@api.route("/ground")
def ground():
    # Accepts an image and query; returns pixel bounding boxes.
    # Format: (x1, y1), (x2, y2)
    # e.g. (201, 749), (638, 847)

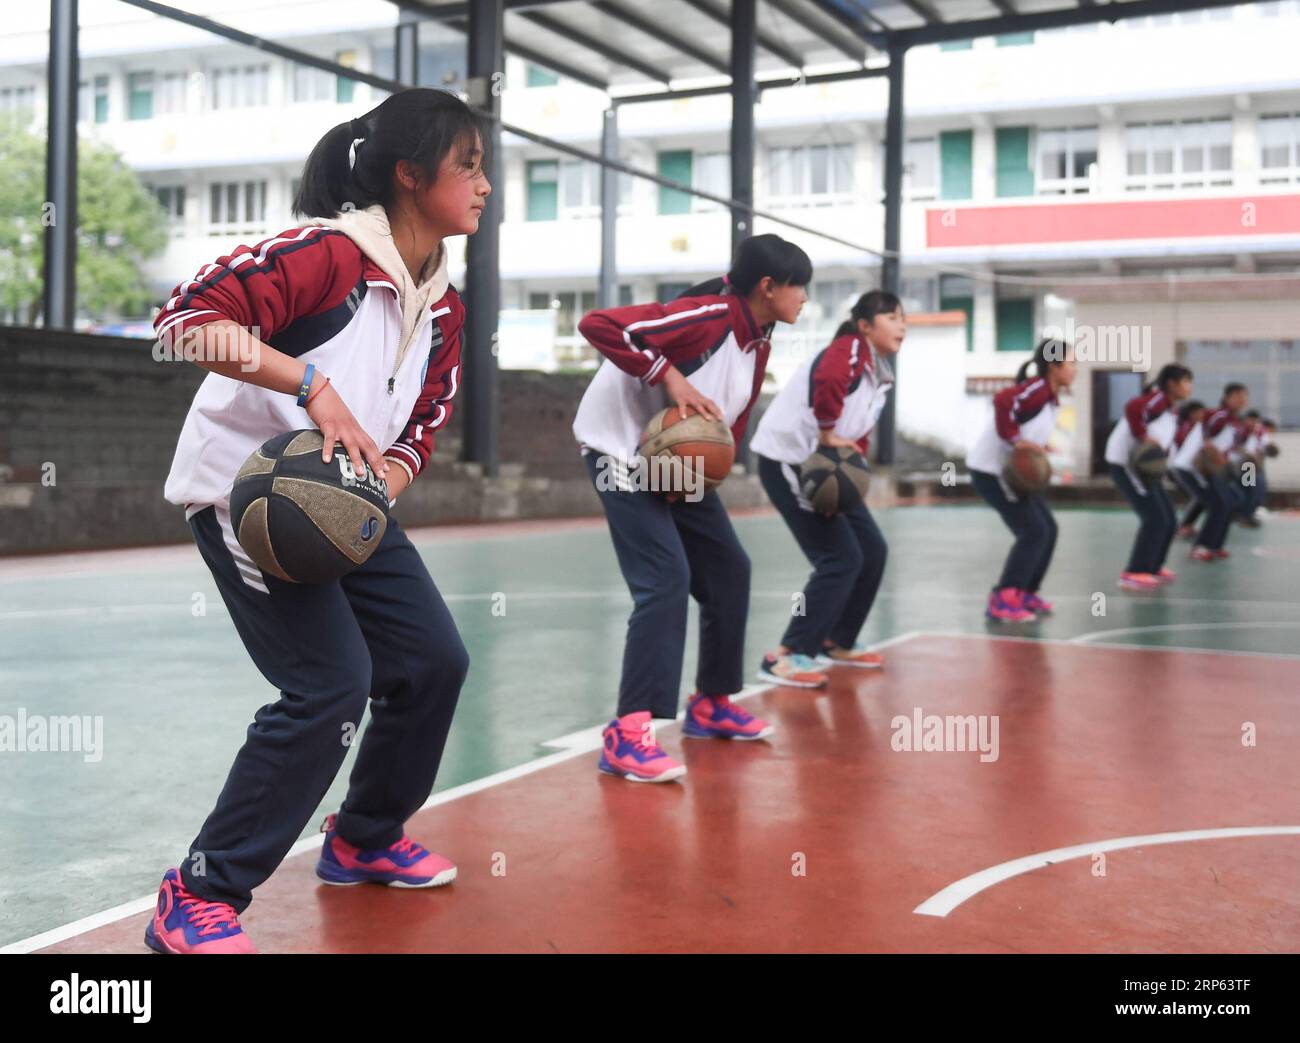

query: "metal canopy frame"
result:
(43, 0), (1253, 472)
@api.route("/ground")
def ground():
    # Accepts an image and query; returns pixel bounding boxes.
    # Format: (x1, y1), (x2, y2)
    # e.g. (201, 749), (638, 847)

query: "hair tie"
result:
(348, 118), (367, 172)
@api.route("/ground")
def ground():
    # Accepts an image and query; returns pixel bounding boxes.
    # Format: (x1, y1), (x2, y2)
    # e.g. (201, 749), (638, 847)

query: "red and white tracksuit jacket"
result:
(749, 331), (893, 465)
(967, 376), (1060, 477)
(1105, 387), (1177, 470)
(572, 289), (771, 480)
(155, 209), (463, 520)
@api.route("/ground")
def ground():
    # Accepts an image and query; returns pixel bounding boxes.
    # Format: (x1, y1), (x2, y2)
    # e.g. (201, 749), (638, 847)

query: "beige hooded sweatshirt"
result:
(302, 203), (451, 378)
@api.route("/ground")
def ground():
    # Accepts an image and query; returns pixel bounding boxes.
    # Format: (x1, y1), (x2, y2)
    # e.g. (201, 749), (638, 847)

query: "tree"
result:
(0, 120), (168, 325)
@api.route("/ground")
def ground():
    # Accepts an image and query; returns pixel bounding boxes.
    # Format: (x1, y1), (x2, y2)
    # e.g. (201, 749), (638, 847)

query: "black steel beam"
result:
(802, 0), (890, 50)
(43, 0), (78, 330)
(463, 0), (503, 476)
(592, 1), (729, 75)
(897, 0), (1246, 46)
(766, 0), (867, 61)
(611, 62), (887, 106)
(679, 0), (805, 70)
(731, 0), (757, 257)
(395, 6), (420, 84)
(517, 9), (672, 85)
(877, 40), (905, 467)
(444, 17), (612, 89)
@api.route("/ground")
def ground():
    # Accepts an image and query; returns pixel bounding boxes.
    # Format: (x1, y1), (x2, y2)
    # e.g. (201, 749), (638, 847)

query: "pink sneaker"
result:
(1155, 567), (1177, 583)
(1212, 548), (1231, 560)
(598, 711), (686, 782)
(986, 587), (1035, 622)
(144, 868), (257, 954)
(683, 693), (773, 740)
(1189, 546), (1215, 562)
(315, 813), (456, 888)
(1022, 592), (1054, 615)
(1119, 572), (1162, 590)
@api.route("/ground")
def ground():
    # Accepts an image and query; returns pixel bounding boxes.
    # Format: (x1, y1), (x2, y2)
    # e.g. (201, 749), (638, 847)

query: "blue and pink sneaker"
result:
(1022, 592), (1054, 615)
(144, 867), (257, 954)
(598, 710), (686, 782)
(315, 812), (457, 888)
(683, 693), (774, 741)
(986, 587), (1036, 622)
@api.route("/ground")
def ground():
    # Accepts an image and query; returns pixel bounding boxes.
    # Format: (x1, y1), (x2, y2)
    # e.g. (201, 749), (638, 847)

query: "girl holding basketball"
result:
(749, 289), (904, 685)
(967, 338), (1077, 623)
(573, 234), (812, 783)
(1188, 382), (1250, 560)
(145, 89), (488, 952)
(1104, 363), (1193, 588)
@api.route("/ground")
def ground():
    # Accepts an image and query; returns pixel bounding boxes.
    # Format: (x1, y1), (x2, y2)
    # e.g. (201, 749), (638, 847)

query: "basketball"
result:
(1194, 444), (1227, 478)
(1130, 438), (1168, 479)
(799, 445), (871, 516)
(228, 428), (391, 584)
(638, 407), (735, 493)
(1002, 442), (1050, 495)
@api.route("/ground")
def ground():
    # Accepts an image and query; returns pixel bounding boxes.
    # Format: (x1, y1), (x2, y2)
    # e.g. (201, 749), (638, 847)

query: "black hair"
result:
(1244, 409), (1261, 420)
(1223, 382), (1247, 399)
(834, 289), (902, 339)
(679, 233), (813, 300)
(1148, 363), (1192, 394)
(1178, 399), (1205, 422)
(293, 88), (488, 219)
(1262, 418), (1278, 429)
(1016, 337), (1070, 383)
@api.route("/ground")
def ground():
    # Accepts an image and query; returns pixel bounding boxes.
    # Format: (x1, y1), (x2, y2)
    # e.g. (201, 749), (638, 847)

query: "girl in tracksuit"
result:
(1104, 364), (1193, 589)
(749, 290), (903, 686)
(145, 89), (487, 953)
(1169, 399), (1209, 540)
(573, 234), (812, 783)
(1188, 383), (1250, 560)
(967, 338), (1077, 623)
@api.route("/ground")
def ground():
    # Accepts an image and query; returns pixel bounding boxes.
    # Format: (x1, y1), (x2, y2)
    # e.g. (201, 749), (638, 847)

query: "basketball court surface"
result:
(3, 504), (1298, 953)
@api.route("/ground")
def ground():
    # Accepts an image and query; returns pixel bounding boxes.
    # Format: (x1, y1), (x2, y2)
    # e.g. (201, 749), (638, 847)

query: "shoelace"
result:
(393, 835), (423, 857)
(177, 892), (239, 937)
(787, 653), (818, 671)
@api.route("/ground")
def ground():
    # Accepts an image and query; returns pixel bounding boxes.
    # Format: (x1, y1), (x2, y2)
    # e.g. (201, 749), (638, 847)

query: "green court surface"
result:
(1, 504), (1297, 947)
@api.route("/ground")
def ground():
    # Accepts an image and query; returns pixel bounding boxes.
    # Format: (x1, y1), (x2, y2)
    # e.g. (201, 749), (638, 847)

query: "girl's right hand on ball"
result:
(662, 366), (724, 423)
(305, 380), (388, 480)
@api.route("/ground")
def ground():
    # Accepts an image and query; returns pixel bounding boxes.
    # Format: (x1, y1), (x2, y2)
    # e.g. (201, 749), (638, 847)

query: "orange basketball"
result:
(1002, 442), (1050, 495)
(1194, 444), (1226, 479)
(638, 408), (735, 493)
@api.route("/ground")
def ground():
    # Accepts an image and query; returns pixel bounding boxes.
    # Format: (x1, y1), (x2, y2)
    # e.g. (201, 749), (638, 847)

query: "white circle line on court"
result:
(913, 826), (1300, 918)
(1069, 621), (1300, 644)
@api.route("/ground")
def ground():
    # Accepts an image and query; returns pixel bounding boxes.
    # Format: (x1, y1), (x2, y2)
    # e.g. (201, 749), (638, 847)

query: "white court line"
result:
(914, 826), (1300, 917)
(0, 630), (922, 953)
(919, 629), (1300, 663)
(1070, 621), (1300, 644)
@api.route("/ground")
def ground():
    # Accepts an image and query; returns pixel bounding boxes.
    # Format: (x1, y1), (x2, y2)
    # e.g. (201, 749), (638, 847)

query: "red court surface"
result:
(39, 634), (1300, 954)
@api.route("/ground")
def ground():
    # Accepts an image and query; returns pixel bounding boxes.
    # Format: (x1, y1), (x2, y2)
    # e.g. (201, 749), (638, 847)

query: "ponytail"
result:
(676, 233), (812, 300)
(835, 289), (901, 339)
(293, 87), (488, 219)
(1154, 363), (1193, 393)
(1178, 399), (1205, 422)
(1016, 337), (1067, 383)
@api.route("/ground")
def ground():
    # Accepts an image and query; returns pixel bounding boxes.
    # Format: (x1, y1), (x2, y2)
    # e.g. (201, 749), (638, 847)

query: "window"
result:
(1259, 113), (1300, 185)
(693, 152), (729, 212)
(0, 85), (36, 128)
(292, 65), (334, 103)
(526, 64), (559, 87)
(150, 185), (187, 232)
(995, 127), (1034, 197)
(996, 299), (1034, 352)
(529, 290), (597, 338)
(78, 75), (109, 124)
(939, 130), (973, 201)
(211, 65), (269, 110)
(767, 143), (854, 205)
(156, 72), (187, 115)
(559, 160), (600, 216)
(1180, 340), (1300, 429)
(1037, 126), (1098, 195)
(127, 71), (153, 120)
(336, 51), (358, 104)
(208, 180), (267, 231)
(996, 32), (1035, 46)
(940, 275), (974, 351)
(1125, 119), (1232, 191)
(526, 160), (558, 221)
(879, 138), (938, 202)
(658, 150), (693, 215)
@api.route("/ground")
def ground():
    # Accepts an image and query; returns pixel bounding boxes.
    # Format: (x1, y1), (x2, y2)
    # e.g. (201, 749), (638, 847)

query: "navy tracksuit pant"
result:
(585, 452), (749, 719)
(1110, 465), (1177, 573)
(182, 505), (468, 912)
(756, 453), (887, 657)
(969, 469), (1058, 592)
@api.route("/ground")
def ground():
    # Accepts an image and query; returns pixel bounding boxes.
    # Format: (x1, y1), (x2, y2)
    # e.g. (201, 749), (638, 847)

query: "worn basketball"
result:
(1002, 442), (1051, 495)
(638, 407), (735, 493)
(1194, 443), (1227, 478)
(799, 445), (871, 517)
(1130, 438), (1168, 479)
(229, 428), (390, 584)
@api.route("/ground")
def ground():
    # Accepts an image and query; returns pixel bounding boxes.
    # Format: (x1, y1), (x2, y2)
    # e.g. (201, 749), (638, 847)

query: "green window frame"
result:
(996, 126), (1035, 197)
(657, 150), (693, 215)
(526, 160), (559, 221)
(939, 130), (973, 201)
(996, 299), (1034, 352)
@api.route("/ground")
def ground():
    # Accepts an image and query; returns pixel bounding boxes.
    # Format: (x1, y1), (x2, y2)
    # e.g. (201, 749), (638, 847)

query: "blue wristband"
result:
(296, 363), (316, 407)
